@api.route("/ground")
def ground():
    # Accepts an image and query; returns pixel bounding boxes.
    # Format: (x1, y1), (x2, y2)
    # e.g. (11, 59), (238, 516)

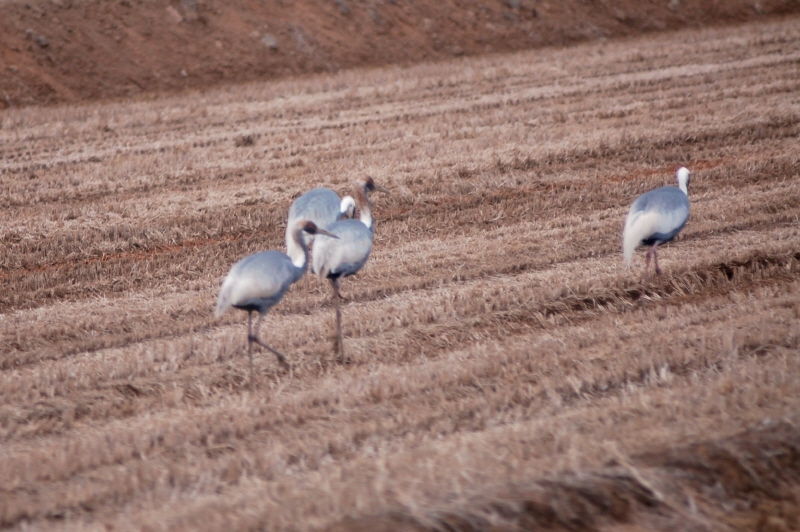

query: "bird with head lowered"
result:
(623, 166), (691, 301)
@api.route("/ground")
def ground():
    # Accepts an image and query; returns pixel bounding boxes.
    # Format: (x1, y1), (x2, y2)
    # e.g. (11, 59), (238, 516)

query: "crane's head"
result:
(676, 167), (690, 195)
(299, 220), (339, 239)
(362, 176), (390, 195)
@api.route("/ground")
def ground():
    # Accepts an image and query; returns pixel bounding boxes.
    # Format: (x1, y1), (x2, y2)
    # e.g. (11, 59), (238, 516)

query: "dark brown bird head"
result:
(299, 220), (338, 238)
(361, 176), (390, 195)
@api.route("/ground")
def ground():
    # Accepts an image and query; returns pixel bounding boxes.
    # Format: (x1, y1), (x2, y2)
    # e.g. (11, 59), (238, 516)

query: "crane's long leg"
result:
(248, 313), (291, 372)
(639, 245), (654, 303)
(652, 244), (667, 311)
(331, 279), (345, 363)
(644, 245), (654, 280)
(247, 311), (255, 387)
(304, 273), (310, 314)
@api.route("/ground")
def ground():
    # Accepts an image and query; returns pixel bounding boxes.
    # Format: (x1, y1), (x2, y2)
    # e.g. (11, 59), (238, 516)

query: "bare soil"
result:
(1, 14), (800, 531)
(2, 0), (800, 108)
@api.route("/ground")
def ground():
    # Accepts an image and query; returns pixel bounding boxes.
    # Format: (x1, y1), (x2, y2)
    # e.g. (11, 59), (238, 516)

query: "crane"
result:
(285, 188), (356, 309)
(215, 220), (338, 383)
(312, 177), (390, 361)
(623, 166), (691, 300)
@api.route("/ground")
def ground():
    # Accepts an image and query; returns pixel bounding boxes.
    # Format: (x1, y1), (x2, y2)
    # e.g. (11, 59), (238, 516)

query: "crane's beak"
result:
(373, 184), (391, 194)
(315, 228), (339, 239)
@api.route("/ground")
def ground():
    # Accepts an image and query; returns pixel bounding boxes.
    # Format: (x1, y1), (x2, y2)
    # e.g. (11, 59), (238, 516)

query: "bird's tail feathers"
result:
(214, 280), (234, 317)
(622, 211), (658, 267)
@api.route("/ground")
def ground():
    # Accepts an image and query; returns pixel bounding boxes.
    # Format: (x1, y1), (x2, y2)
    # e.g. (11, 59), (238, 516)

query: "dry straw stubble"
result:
(1, 15), (800, 531)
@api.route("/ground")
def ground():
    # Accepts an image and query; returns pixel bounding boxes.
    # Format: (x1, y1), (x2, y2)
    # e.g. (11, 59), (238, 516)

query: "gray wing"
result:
(286, 188), (342, 254)
(630, 186), (690, 237)
(312, 219), (374, 278)
(215, 251), (301, 316)
(288, 188), (341, 228)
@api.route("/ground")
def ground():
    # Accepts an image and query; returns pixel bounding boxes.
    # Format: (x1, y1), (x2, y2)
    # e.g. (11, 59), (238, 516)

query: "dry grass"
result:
(1, 16), (800, 531)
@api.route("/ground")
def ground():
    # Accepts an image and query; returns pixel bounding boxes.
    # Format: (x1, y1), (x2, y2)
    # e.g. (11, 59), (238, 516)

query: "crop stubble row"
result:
(0, 16), (799, 531)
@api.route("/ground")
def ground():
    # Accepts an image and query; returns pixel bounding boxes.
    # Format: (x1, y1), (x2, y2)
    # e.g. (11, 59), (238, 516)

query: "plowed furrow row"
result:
(2, 267), (797, 529)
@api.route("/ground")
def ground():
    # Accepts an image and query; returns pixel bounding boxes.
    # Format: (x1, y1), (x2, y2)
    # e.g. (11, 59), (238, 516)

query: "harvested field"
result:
(2, 15), (800, 531)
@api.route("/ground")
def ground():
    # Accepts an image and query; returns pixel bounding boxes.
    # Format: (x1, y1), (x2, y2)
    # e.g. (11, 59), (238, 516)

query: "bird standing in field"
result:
(313, 177), (390, 361)
(215, 220), (338, 383)
(286, 188), (356, 308)
(623, 167), (691, 298)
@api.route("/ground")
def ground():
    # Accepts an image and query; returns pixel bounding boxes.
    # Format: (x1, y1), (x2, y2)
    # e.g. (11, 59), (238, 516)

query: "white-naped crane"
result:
(623, 166), (691, 300)
(286, 188), (356, 309)
(215, 220), (338, 383)
(312, 177), (390, 361)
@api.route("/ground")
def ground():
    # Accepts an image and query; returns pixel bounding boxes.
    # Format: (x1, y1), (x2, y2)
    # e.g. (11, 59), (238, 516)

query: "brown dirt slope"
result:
(1, 14), (800, 532)
(1, 0), (800, 108)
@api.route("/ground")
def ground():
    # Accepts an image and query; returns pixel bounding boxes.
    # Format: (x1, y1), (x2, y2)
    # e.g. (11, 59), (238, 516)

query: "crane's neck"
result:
(676, 167), (690, 196)
(354, 186), (374, 230)
(288, 225), (310, 271)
